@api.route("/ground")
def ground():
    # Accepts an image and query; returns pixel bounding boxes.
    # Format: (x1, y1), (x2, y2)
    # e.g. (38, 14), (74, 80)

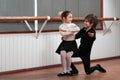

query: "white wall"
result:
(91, 0), (120, 59)
(0, 0), (120, 72)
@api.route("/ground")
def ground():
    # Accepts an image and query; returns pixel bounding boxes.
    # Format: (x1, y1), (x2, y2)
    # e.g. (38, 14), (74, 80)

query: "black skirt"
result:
(56, 40), (78, 56)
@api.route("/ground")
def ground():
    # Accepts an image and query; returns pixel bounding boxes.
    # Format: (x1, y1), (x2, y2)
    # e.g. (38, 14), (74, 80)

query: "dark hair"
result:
(85, 14), (98, 28)
(61, 11), (71, 19)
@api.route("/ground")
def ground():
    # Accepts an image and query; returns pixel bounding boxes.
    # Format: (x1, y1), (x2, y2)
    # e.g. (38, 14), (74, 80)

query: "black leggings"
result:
(71, 55), (97, 75)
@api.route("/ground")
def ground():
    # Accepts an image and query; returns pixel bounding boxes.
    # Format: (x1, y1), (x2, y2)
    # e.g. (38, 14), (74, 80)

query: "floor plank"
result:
(0, 58), (120, 80)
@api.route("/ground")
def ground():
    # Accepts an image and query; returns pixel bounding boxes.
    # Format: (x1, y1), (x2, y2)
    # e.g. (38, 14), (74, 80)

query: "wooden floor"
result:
(0, 58), (120, 80)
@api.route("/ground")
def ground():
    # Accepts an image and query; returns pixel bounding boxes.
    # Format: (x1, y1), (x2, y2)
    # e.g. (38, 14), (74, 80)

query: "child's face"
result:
(63, 13), (73, 23)
(84, 19), (92, 28)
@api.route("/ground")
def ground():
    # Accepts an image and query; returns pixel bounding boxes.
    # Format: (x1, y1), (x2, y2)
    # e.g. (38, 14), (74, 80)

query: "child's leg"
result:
(71, 63), (79, 74)
(66, 51), (73, 72)
(60, 50), (67, 73)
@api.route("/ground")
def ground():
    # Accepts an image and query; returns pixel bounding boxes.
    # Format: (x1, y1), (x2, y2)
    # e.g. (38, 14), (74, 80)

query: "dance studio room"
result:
(0, 0), (120, 80)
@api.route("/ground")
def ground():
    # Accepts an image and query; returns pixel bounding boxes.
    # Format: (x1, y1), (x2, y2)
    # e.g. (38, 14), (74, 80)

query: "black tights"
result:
(71, 56), (97, 75)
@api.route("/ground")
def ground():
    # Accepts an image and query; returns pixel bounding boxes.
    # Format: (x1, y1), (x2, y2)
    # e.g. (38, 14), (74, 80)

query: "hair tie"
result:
(58, 11), (63, 17)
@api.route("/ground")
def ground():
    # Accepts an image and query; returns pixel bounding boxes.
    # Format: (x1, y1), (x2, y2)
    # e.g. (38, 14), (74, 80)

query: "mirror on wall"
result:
(0, 0), (103, 33)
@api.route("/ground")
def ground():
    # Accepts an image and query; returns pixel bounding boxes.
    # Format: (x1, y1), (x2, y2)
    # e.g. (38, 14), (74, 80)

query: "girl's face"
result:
(63, 13), (73, 23)
(84, 19), (92, 28)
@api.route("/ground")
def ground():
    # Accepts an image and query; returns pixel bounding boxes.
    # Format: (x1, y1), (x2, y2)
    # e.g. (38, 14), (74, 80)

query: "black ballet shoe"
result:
(96, 64), (106, 73)
(57, 72), (67, 77)
(66, 72), (73, 76)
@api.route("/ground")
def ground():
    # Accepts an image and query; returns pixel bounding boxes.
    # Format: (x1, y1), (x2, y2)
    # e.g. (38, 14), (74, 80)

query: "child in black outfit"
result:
(71, 14), (106, 75)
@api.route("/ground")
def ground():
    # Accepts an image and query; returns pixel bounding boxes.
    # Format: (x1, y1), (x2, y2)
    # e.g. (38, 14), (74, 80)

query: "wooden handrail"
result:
(0, 16), (119, 34)
(0, 16), (48, 21)
(0, 16), (119, 21)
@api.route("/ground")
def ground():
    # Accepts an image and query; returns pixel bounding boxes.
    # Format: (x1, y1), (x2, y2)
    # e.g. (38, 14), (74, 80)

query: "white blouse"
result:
(59, 23), (80, 41)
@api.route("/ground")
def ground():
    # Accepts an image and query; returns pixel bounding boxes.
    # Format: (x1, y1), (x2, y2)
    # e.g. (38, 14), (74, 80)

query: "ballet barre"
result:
(0, 16), (119, 21)
(0, 16), (119, 38)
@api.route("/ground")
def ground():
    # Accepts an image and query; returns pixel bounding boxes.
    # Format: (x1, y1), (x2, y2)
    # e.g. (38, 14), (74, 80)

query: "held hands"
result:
(88, 32), (94, 37)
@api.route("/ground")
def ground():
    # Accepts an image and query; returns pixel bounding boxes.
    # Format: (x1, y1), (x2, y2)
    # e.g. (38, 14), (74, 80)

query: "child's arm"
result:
(68, 24), (80, 32)
(69, 26), (80, 32)
(88, 30), (96, 41)
(59, 27), (73, 36)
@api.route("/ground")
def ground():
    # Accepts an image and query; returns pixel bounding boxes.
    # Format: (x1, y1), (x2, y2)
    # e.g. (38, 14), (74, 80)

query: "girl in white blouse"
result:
(56, 11), (80, 76)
